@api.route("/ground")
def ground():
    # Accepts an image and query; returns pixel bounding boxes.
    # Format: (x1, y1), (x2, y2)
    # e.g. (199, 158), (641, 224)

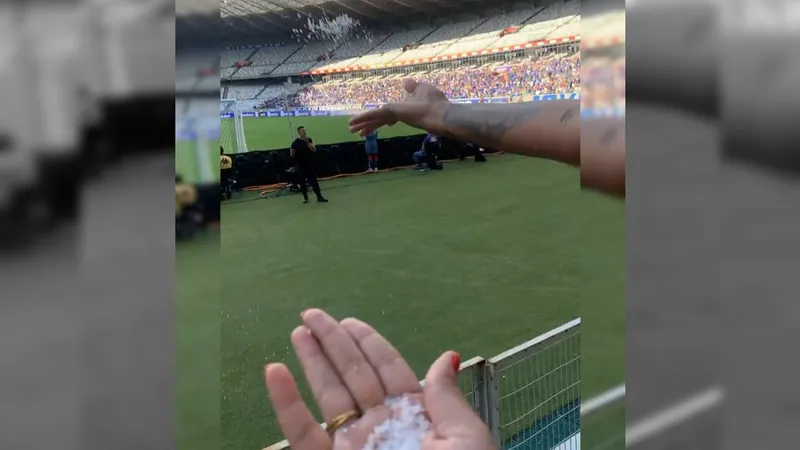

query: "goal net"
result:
(176, 99), (217, 183)
(220, 99), (248, 153)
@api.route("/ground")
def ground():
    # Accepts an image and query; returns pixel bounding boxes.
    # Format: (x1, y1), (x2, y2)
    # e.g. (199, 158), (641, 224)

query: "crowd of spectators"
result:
(581, 57), (625, 110)
(247, 54), (633, 112)
(275, 56), (580, 108)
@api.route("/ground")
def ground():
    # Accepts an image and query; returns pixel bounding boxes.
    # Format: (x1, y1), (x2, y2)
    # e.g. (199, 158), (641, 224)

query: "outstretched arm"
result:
(440, 100), (580, 166)
(348, 80), (625, 197)
(439, 100), (624, 197)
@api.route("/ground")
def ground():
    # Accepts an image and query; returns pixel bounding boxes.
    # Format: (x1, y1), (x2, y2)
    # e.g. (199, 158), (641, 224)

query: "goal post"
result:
(175, 113), (217, 184)
(220, 99), (248, 153)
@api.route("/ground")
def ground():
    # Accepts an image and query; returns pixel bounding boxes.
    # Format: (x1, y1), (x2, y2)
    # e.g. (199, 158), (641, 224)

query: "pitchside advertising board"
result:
(221, 93), (583, 117)
(219, 92), (623, 119)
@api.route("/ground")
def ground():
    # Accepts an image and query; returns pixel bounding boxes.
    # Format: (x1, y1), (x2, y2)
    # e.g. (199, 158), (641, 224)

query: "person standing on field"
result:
(290, 126), (328, 204)
(364, 129), (379, 172)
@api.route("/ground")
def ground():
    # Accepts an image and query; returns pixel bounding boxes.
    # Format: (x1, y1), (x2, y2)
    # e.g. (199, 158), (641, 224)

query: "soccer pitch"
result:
(216, 153), (625, 450)
(177, 230), (221, 450)
(221, 115), (423, 151)
(176, 138), (220, 184)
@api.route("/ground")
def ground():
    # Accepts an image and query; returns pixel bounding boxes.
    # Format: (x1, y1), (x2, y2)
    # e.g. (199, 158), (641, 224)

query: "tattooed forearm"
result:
(560, 107), (577, 124)
(598, 123), (624, 148)
(599, 126), (618, 147)
(438, 100), (580, 165)
(441, 101), (579, 147)
(442, 102), (543, 144)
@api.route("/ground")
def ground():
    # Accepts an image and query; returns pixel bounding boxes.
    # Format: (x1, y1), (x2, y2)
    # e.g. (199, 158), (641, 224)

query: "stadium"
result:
(176, 1), (624, 450)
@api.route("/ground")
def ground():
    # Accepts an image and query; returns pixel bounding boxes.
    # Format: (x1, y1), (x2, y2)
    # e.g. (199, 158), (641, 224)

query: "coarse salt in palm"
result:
(360, 395), (431, 450)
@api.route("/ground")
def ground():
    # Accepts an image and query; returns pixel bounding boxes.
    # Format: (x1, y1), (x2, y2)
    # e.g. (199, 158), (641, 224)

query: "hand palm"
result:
(265, 309), (495, 450)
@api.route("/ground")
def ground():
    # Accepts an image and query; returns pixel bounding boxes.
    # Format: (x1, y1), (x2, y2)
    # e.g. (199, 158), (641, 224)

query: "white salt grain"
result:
(360, 396), (431, 450)
(296, 13), (362, 44)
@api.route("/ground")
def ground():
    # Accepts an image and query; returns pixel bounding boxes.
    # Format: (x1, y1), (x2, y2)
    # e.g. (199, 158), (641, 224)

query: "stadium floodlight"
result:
(220, 99), (249, 153)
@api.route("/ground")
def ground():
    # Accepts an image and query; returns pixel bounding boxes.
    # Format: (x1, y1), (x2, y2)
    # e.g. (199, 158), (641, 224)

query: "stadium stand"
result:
(176, 52), (218, 92)
(221, 48), (255, 69)
(227, 86), (264, 100)
(217, 0), (593, 114)
(214, 0), (623, 149)
(248, 44), (303, 65)
(234, 64), (281, 78)
(214, 0), (600, 184)
(289, 55), (579, 107)
(215, 4), (628, 118)
(222, 1), (583, 81)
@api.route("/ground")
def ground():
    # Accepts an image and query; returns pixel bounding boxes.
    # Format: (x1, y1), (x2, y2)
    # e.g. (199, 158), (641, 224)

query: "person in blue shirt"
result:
(364, 129), (379, 172)
(413, 133), (438, 171)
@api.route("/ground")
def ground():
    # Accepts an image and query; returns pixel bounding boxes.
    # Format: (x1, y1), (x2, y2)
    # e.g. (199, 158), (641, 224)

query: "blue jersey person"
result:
(365, 129), (379, 172)
(413, 133), (438, 170)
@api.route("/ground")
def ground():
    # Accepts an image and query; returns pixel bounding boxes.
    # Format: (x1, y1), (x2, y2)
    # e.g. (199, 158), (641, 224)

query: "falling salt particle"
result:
(357, 395), (430, 450)
(296, 13), (361, 44)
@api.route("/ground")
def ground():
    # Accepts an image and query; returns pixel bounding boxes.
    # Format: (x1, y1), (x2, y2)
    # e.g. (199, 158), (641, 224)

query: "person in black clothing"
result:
(290, 126), (328, 203)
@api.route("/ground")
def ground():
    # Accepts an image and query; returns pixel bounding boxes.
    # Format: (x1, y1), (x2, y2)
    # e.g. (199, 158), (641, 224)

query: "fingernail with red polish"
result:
(451, 352), (461, 373)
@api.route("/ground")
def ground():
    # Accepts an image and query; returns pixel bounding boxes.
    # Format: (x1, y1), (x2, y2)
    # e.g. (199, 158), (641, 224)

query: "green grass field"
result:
(222, 115), (423, 151)
(176, 138), (220, 184)
(177, 230), (221, 450)
(218, 151), (624, 450)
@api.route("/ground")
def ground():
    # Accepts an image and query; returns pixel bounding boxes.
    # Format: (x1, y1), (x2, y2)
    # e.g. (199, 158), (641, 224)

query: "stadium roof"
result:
(178, 0), (506, 46)
(176, 0), (217, 16)
(176, 0), (479, 18)
(218, 0), (474, 20)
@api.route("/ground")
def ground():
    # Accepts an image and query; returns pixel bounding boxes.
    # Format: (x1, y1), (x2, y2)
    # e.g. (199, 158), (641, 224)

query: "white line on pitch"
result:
(626, 386), (726, 447)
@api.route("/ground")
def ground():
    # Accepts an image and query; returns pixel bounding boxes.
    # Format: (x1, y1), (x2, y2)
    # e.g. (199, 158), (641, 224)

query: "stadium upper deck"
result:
(177, 0), (623, 112)
(178, 0), (622, 89)
(221, 0), (589, 80)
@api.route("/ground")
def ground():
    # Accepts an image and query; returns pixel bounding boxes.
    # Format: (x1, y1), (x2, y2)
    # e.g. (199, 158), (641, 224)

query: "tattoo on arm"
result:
(599, 124), (623, 148)
(442, 102), (543, 144)
(442, 102), (578, 146)
(560, 108), (577, 124)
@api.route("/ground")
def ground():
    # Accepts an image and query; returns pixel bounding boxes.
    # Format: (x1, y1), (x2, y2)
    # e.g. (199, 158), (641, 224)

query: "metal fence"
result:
(488, 319), (581, 450)
(265, 318), (582, 450)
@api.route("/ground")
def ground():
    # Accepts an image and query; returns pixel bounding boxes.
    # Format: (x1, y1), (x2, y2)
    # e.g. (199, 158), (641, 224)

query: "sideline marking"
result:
(626, 386), (726, 447)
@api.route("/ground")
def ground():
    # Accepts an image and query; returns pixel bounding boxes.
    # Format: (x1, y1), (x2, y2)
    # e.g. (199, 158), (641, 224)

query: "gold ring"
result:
(326, 410), (361, 437)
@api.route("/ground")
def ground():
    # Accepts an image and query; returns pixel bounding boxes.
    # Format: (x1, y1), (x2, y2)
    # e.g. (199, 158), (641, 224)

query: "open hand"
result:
(265, 308), (495, 450)
(348, 79), (451, 137)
